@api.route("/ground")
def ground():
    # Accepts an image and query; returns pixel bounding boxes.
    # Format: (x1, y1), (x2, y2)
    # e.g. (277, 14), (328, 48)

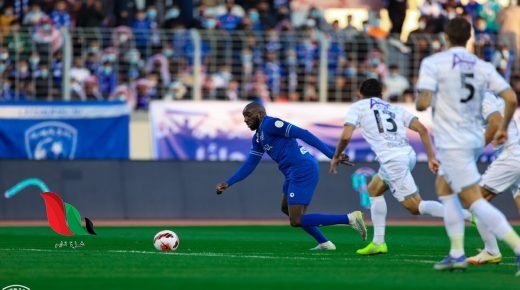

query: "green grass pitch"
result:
(0, 225), (518, 290)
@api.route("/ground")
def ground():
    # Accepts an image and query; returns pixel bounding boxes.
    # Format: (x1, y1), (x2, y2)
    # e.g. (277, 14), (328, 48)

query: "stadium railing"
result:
(0, 28), (518, 103)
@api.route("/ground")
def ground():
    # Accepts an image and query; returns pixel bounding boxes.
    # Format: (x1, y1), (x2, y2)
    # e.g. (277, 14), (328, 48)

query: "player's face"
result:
(243, 110), (260, 131)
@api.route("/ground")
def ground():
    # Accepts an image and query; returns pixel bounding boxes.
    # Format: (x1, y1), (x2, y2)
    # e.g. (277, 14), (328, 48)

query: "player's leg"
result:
(286, 173), (367, 241)
(458, 176), (520, 273)
(467, 158), (520, 264)
(433, 149), (475, 271)
(356, 174), (388, 255)
(281, 193), (331, 249)
(515, 189), (520, 215)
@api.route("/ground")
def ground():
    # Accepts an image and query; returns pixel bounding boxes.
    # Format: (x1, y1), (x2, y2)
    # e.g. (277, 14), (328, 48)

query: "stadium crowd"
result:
(0, 0), (519, 108)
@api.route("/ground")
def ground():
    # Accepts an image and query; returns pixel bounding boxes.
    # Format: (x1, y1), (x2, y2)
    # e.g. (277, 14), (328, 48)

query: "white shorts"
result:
(437, 148), (481, 194)
(378, 150), (418, 202)
(481, 146), (520, 196)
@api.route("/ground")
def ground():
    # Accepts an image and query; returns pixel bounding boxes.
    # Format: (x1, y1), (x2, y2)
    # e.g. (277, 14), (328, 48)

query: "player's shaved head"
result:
(243, 102), (266, 115)
(359, 78), (382, 98)
(445, 17), (471, 47)
(243, 102), (266, 131)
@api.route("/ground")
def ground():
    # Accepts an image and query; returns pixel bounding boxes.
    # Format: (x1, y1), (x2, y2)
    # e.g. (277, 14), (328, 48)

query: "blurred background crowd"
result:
(0, 0), (519, 108)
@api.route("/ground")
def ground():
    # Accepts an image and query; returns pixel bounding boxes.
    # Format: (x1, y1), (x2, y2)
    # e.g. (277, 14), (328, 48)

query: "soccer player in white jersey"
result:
(465, 92), (520, 264)
(330, 78), (446, 255)
(416, 17), (520, 274)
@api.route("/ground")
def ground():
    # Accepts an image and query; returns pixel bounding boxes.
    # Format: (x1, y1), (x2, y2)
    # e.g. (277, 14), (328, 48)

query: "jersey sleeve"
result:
(485, 63), (511, 94)
(344, 102), (361, 127)
(225, 136), (264, 186)
(481, 92), (500, 120)
(416, 57), (437, 92)
(401, 108), (418, 128)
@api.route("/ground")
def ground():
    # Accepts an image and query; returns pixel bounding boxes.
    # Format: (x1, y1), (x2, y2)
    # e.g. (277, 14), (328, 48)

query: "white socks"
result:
(475, 217), (500, 255)
(470, 198), (520, 255)
(418, 200), (444, 217)
(370, 196), (387, 245)
(439, 194), (465, 258)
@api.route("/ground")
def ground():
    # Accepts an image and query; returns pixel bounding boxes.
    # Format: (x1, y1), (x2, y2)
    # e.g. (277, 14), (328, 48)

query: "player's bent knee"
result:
(289, 218), (302, 227)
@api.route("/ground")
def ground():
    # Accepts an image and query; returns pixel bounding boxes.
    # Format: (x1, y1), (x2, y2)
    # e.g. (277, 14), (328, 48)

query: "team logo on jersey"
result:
(289, 192), (295, 197)
(263, 144), (273, 151)
(275, 120), (284, 128)
(299, 147), (308, 155)
(25, 121), (78, 160)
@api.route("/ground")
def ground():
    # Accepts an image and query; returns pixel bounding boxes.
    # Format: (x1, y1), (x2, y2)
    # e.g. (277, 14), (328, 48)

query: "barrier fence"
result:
(1, 28), (518, 105)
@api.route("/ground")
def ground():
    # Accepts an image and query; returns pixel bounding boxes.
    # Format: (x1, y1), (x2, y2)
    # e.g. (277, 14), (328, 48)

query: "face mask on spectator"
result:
(106, 54), (116, 62)
(419, 21), (427, 30)
(30, 57), (40, 66)
(205, 19), (217, 29)
(0, 64), (5, 73)
(119, 34), (129, 43)
(249, 11), (259, 22)
(431, 41), (441, 50)
(370, 58), (380, 66)
(287, 56), (297, 65)
(166, 8), (179, 19)
(344, 67), (357, 77)
(43, 24), (52, 32)
(163, 49), (174, 57)
(241, 53), (252, 63)
(502, 50), (510, 59)
(19, 66), (28, 74)
(0, 53), (8, 61)
(147, 9), (157, 19)
(310, 10), (320, 18)
(40, 70), (49, 78)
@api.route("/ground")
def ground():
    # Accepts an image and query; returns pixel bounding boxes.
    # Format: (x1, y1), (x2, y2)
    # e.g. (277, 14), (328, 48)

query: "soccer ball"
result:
(153, 230), (179, 252)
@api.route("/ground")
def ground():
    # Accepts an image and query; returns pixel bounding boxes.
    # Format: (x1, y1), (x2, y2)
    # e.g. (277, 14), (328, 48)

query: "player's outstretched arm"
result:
(494, 88), (518, 146)
(415, 90), (432, 111)
(330, 125), (355, 174)
(216, 153), (262, 195)
(408, 118), (439, 173)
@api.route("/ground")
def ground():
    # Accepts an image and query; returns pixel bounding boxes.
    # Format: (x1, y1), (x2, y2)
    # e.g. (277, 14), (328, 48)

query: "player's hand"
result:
(338, 153), (355, 167)
(428, 158), (440, 174)
(215, 182), (229, 195)
(492, 129), (508, 147)
(329, 156), (341, 174)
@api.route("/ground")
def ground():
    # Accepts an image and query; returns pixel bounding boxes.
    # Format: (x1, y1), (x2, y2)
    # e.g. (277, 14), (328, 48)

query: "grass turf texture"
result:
(0, 225), (518, 290)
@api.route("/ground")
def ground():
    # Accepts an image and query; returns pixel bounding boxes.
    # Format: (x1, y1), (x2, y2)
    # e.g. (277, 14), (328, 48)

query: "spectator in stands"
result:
(498, 2), (520, 55)
(70, 56), (91, 84)
(0, 5), (17, 38)
(70, 76), (86, 100)
(5, 19), (32, 58)
(23, 2), (45, 26)
(110, 71), (137, 107)
(135, 78), (155, 110)
(34, 63), (53, 100)
(263, 51), (282, 100)
(131, 9), (153, 55)
(478, 0), (502, 34)
(28, 52), (40, 72)
(163, 80), (187, 100)
(32, 17), (64, 64)
(0, 77), (14, 101)
(420, 0), (445, 33)
(364, 48), (387, 79)
(342, 15), (359, 41)
(83, 76), (103, 100)
(386, 0), (407, 35)
(50, 1), (71, 29)
(383, 64), (409, 101)
(11, 60), (31, 82)
(218, 5), (242, 31)
(492, 43), (514, 81)
(214, 0), (245, 18)
(145, 54), (171, 88)
(125, 48), (144, 80)
(257, 1), (277, 29)
(464, 0), (481, 22)
(97, 60), (117, 99)
(77, 0), (105, 27)
(246, 8), (263, 31)
(474, 16), (497, 44)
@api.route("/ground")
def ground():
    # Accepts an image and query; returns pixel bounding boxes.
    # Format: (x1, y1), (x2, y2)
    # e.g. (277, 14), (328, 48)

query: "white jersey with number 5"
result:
(344, 97), (417, 163)
(417, 47), (511, 149)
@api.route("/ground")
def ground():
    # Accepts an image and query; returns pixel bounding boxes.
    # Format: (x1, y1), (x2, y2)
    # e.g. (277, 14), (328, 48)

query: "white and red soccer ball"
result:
(153, 230), (179, 252)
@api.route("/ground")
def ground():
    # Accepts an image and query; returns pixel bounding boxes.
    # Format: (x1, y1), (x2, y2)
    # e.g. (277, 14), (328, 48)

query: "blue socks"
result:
(301, 214), (349, 227)
(302, 226), (328, 243)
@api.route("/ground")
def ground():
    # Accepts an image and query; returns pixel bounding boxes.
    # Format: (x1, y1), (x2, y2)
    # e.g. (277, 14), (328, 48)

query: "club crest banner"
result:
(0, 101), (130, 159)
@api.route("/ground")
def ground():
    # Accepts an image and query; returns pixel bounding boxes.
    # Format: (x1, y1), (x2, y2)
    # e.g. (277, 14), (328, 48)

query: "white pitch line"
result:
(0, 248), (516, 266)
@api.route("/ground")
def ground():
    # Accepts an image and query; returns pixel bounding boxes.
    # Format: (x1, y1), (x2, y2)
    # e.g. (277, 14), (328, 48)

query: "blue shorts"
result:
(282, 162), (319, 205)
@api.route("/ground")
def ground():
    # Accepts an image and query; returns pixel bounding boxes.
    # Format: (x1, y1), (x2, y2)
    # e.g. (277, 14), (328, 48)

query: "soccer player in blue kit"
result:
(216, 102), (367, 250)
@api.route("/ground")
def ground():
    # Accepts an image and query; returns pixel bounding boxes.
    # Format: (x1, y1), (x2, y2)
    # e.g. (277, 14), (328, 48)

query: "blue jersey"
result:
(226, 116), (334, 186)
(253, 116), (316, 177)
